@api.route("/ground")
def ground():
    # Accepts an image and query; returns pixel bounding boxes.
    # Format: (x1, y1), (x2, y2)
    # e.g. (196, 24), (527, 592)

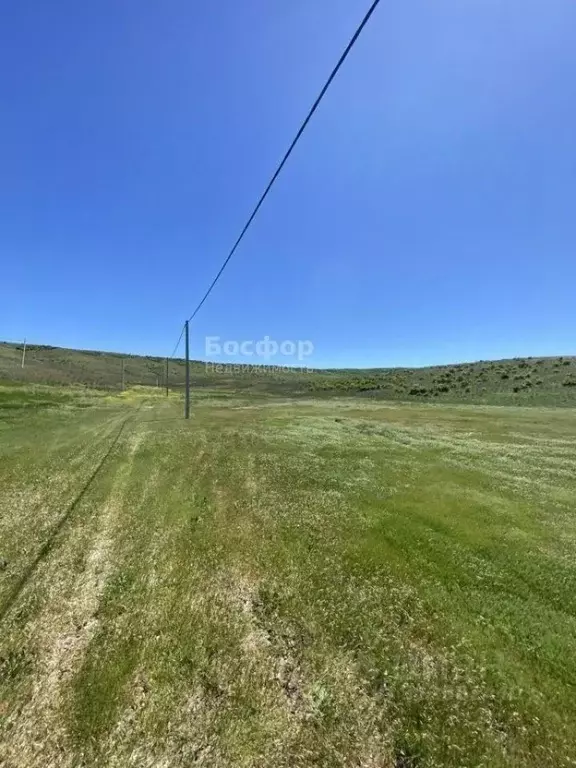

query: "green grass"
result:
(2, 340), (576, 406)
(1, 385), (576, 766)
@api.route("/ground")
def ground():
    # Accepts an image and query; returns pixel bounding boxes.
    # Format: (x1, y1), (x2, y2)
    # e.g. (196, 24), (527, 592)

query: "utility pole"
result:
(165, 357), (169, 397)
(121, 358), (125, 391)
(184, 320), (190, 419)
(21, 338), (27, 368)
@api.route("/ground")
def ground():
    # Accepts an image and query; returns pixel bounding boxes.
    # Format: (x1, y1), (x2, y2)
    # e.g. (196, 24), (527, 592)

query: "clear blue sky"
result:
(1, 0), (575, 368)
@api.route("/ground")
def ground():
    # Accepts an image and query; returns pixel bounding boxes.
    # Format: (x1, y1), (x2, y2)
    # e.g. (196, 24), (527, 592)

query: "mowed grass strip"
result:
(1, 389), (576, 766)
(0, 386), (134, 609)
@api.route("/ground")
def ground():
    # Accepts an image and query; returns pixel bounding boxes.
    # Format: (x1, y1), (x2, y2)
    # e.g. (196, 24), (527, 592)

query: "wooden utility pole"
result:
(165, 358), (169, 397)
(121, 358), (125, 391)
(21, 338), (27, 368)
(184, 320), (190, 419)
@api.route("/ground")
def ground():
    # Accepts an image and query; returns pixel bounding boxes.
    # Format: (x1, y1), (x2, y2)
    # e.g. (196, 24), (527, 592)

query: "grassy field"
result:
(1, 384), (576, 766)
(2, 341), (576, 406)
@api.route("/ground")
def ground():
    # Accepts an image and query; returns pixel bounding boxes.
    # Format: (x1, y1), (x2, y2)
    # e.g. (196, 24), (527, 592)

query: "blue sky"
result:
(1, 0), (575, 368)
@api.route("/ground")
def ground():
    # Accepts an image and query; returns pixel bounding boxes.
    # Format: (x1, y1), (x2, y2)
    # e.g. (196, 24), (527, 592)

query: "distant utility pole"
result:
(21, 338), (27, 368)
(121, 358), (125, 391)
(156, 374), (159, 388)
(165, 358), (169, 397)
(185, 320), (190, 419)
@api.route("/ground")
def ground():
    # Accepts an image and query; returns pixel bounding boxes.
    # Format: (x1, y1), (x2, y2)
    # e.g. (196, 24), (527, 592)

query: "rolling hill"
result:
(1, 341), (575, 406)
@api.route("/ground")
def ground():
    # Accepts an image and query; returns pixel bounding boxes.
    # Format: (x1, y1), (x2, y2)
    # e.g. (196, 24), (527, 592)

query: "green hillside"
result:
(1, 341), (575, 406)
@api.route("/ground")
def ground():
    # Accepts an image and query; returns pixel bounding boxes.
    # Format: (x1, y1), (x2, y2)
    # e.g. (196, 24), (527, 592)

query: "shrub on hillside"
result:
(409, 386), (429, 396)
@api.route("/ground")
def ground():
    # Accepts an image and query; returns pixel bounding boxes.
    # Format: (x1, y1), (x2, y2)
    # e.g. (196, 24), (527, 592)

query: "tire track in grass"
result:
(0, 404), (144, 624)
(0, 416), (152, 768)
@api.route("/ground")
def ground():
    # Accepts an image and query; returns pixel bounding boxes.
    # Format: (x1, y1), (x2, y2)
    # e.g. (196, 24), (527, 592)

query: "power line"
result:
(186, 0), (382, 322)
(168, 323), (185, 359)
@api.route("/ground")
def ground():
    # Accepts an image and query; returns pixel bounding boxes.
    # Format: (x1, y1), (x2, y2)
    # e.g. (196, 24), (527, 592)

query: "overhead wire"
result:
(168, 323), (185, 360)
(184, 0), (383, 323)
